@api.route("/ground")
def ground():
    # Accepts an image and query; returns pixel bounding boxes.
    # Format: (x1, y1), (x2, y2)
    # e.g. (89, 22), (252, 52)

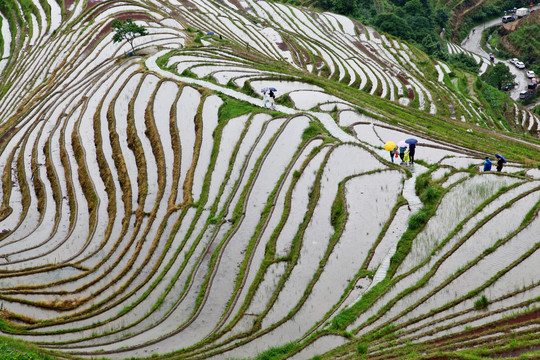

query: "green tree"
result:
(333, 0), (358, 15)
(448, 53), (480, 73)
(403, 0), (428, 17)
(434, 9), (449, 27)
(408, 16), (432, 41)
(421, 34), (447, 59)
(111, 18), (148, 54)
(373, 13), (412, 39)
(482, 63), (516, 90)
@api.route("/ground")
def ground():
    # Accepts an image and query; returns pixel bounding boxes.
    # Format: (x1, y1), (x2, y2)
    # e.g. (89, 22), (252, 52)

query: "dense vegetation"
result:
(505, 18), (540, 73)
(290, 0), (535, 64)
(310, 0), (449, 59)
(481, 62), (515, 90)
(0, 336), (59, 360)
(447, 53), (480, 74)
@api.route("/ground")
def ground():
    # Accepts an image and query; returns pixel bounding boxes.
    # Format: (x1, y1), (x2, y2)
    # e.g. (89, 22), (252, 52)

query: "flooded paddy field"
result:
(0, 0), (538, 358)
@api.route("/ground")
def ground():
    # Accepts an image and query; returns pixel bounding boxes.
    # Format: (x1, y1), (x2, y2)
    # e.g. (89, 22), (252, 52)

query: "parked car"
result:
(509, 58), (518, 64)
(519, 91), (529, 100)
(526, 71), (535, 78)
(502, 15), (516, 23)
(515, 61), (525, 69)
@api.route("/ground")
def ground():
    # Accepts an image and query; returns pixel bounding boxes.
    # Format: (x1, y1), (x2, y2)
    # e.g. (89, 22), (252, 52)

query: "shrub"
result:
(474, 295), (489, 309)
(415, 172), (431, 195)
(448, 53), (480, 74)
(241, 81), (258, 97)
(276, 94), (294, 107)
(420, 185), (442, 205)
(357, 343), (368, 354)
(408, 211), (427, 230)
(302, 121), (327, 141)
(254, 342), (299, 360)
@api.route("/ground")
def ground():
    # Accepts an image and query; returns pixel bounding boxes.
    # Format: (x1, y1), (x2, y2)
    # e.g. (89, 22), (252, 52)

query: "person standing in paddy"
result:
(483, 157), (492, 171)
(496, 156), (504, 172)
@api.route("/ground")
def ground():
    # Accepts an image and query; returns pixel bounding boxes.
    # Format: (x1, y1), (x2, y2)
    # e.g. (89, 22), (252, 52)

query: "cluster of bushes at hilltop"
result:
(309, 0), (450, 59)
(287, 0), (533, 66)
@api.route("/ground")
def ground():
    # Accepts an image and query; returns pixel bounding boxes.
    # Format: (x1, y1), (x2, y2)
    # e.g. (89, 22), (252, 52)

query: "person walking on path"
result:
(269, 90), (276, 110)
(389, 145), (397, 163)
(403, 149), (410, 165)
(262, 90), (269, 108)
(399, 145), (407, 162)
(408, 143), (416, 164)
(496, 157), (504, 172)
(483, 157), (492, 171)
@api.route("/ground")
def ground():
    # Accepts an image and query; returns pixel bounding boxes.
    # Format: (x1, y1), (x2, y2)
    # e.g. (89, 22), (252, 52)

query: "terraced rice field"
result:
(0, 0), (539, 359)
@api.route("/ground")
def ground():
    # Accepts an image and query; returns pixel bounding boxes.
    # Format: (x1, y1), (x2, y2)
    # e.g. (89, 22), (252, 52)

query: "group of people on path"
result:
(389, 142), (416, 165)
(483, 155), (505, 172)
(262, 89), (276, 110)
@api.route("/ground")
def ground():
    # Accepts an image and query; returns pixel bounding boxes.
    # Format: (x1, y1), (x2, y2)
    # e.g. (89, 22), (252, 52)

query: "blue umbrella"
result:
(495, 154), (506, 163)
(269, 87), (277, 92)
(405, 138), (418, 144)
(207, 31), (215, 35)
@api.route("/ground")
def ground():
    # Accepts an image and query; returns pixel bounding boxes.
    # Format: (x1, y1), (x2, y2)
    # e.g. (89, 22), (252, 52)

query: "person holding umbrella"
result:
(405, 138), (418, 164)
(495, 154), (506, 172)
(384, 141), (397, 163)
(268, 87), (277, 110)
(261, 88), (269, 108)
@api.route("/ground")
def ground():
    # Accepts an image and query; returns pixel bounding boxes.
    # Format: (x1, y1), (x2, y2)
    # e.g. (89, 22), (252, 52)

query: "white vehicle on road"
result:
(526, 71), (535, 78)
(509, 58), (518, 64)
(516, 8), (528, 18)
(515, 61), (525, 69)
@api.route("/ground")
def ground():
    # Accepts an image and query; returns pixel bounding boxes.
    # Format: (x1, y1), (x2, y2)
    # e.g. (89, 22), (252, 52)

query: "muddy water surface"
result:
(191, 95), (222, 202)
(262, 145), (383, 330)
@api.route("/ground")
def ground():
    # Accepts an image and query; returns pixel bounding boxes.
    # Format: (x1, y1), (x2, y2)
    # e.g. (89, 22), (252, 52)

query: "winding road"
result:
(459, 8), (538, 103)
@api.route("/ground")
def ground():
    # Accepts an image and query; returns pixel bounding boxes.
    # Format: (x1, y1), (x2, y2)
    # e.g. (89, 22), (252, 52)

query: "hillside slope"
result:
(497, 10), (540, 72)
(0, 0), (539, 359)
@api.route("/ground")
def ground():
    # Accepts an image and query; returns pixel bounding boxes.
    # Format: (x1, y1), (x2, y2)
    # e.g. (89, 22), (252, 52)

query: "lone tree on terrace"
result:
(482, 63), (516, 90)
(111, 18), (148, 54)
